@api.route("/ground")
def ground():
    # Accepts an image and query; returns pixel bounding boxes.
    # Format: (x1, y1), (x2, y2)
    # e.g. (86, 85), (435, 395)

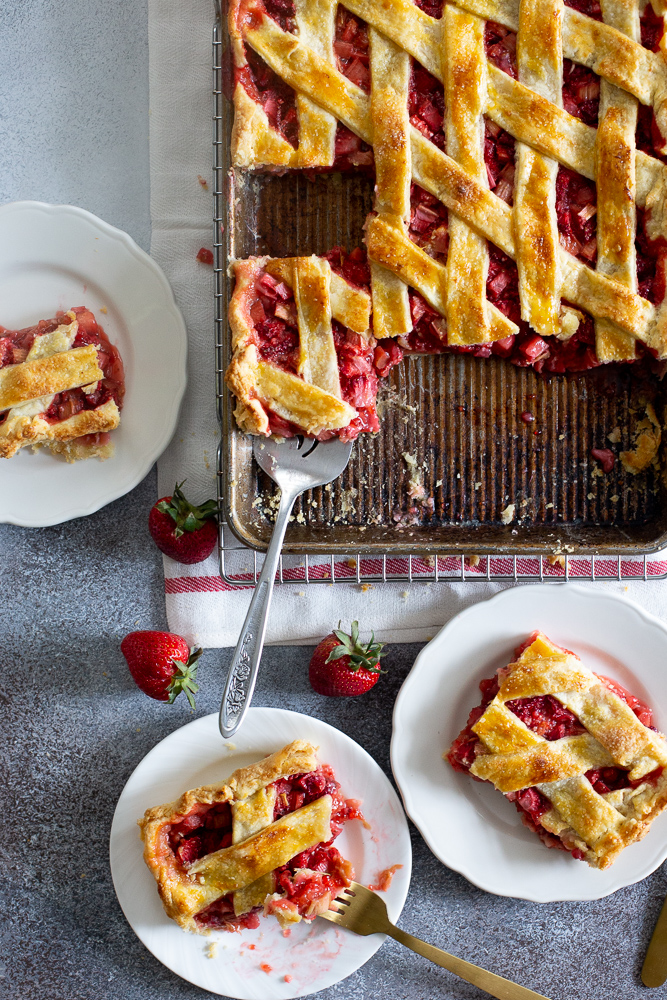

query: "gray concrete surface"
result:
(1, 1), (667, 999)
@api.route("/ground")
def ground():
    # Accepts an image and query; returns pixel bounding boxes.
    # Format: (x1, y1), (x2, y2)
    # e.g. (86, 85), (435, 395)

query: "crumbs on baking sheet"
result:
(500, 503), (515, 525)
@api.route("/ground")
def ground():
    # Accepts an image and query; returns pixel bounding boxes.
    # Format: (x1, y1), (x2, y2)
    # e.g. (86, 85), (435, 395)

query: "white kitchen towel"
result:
(149, 0), (667, 649)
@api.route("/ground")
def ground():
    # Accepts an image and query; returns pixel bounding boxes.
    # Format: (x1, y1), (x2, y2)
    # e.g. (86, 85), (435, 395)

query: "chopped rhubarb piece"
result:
(196, 247), (214, 265)
(408, 65), (446, 151)
(484, 22), (517, 78)
(368, 864), (403, 891)
(591, 448), (615, 473)
(334, 8), (370, 93)
(562, 61), (600, 126)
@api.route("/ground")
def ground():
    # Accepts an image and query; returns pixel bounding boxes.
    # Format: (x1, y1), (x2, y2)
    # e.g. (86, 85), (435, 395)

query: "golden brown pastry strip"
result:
(188, 795), (333, 893)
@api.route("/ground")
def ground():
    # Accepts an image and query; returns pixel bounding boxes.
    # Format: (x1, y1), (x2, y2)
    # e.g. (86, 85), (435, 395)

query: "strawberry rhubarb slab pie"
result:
(225, 0), (667, 443)
(0, 306), (124, 461)
(447, 632), (667, 869)
(140, 739), (364, 932)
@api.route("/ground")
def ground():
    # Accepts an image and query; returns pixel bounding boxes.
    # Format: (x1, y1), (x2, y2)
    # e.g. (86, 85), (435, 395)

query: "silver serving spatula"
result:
(219, 434), (353, 738)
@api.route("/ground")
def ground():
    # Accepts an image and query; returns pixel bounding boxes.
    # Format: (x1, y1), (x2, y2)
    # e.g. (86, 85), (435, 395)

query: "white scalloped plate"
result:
(110, 708), (412, 999)
(391, 583), (667, 902)
(0, 201), (187, 526)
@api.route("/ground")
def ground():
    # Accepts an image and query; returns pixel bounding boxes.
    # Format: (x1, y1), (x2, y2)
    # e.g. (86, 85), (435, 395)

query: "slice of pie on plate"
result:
(447, 631), (667, 869)
(140, 739), (365, 933)
(0, 306), (124, 461)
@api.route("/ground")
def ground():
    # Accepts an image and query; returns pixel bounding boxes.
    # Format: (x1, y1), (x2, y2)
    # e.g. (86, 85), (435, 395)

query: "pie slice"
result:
(446, 631), (667, 869)
(0, 307), (124, 461)
(140, 740), (364, 933)
(226, 250), (402, 439)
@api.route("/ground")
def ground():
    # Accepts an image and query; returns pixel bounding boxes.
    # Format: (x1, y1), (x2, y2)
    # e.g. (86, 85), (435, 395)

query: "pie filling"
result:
(247, 250), (402, 440)
(0, 307), (125, 452)
(166, 765), (362, 931)
(236, 0), (667, 372)
(447, 631), (663, 861)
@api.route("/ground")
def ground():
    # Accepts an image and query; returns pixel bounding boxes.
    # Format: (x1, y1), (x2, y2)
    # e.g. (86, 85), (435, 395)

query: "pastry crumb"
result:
(608, 426), (621, 444)
(225, 742), (237, 750)
(360, 583), (372, 592)
(587, 492), (595, 500)
(402, 452), (426, 500)
(500, 503), (515, 525)
(436, 479), (443, 487)
(620, 402), (661, 474)
(611, 494), (619, 502)
(400, 590), (409, 598)
(206, 942), (218, 959)
(296, 590), (305, 596)
(466, 555), (481, 567)
(99, 305), (107, 314)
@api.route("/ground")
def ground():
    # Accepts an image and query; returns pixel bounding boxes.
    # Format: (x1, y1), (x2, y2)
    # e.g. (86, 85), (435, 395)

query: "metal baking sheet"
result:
(214, 23), (667, 557)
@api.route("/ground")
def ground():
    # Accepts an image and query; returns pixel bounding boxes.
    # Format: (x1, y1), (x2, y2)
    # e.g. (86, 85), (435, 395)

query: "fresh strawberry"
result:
(308, 621), (386, 697)
(149, 482), (218, 564)
(121, 630), (202, 708)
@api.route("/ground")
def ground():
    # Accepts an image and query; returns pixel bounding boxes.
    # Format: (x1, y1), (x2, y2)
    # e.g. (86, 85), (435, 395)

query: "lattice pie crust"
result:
(0, 309), (122, 461)
(225, 0), (667, 440)
(448, 632), (667, 868)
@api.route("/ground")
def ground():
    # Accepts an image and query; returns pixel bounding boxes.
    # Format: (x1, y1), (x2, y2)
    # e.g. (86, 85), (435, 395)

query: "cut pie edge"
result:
(226, 255), (384, 439)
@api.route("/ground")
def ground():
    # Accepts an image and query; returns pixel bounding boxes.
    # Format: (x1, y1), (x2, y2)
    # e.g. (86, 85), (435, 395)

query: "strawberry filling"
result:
(237, 46), (299, 148)
(248, 253), (402, 440)
(334, 7), (370, 93)
(165, 765), (362, 931)
(409, 64), (445, 152)
(446, 633), (662, 861)
(0, 307), (124, 427)
(413, 0), (444, 16)
(641, 1), (665, 51)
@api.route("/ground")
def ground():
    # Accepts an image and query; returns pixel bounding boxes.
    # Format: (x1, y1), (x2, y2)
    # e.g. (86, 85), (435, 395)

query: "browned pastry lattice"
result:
(449, 632), (667, 868)
(226, 253), (404, 438)
(228, 0), (667, 360)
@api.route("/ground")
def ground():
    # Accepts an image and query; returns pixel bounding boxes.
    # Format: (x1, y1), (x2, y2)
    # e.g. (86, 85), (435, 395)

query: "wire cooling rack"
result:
(212, 25), (667, 588)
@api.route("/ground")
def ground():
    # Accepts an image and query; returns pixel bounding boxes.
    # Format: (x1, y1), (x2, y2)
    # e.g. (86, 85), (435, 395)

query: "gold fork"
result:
(320, 881), (553, 1000)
